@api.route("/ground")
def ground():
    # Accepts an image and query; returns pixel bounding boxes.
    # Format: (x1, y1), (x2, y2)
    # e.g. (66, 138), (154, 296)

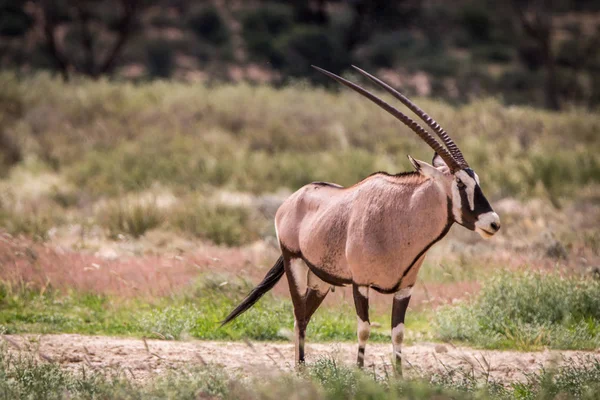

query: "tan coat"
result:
(276, 172), (453, 292)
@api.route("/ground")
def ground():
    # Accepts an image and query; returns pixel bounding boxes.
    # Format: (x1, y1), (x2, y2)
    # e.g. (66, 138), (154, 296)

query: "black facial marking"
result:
(458, 169), (493, 230)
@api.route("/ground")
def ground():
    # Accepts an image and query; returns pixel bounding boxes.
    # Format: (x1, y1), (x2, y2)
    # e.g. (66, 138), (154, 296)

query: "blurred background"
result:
(2, 0), (600, 109)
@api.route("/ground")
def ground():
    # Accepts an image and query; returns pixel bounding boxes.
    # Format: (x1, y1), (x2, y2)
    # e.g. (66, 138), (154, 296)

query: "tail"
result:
(220, 255), (285, 326)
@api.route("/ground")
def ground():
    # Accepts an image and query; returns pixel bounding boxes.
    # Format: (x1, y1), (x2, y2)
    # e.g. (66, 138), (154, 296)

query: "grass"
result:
(171, 199), (269, 246)
(0, 276), (425, 343)
(0, 345), (599, 399)
(435, 271), (600, 350)
(3, 269), (600, 351)
(99, 199), (164, 239)
(2, 73), (599, 203)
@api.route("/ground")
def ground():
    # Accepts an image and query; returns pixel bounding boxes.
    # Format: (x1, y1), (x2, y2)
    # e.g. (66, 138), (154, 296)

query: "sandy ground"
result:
(3, 334), (599, 384)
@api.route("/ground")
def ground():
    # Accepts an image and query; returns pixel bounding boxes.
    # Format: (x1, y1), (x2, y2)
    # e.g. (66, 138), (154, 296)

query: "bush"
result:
(187, 6), (229, 46)
(145, 39), (175, 78)
(99, 199), (164, 239)
(472, 45), (513, 63)
(241, 3), (294, 62)
(0, 1), (32, 37)
(435, 271), (600, 349)
(459, 4), (492, 43)
(358, 31), (416, 69)
(172, 200), (267, 246)
(274, 26), (349, 81)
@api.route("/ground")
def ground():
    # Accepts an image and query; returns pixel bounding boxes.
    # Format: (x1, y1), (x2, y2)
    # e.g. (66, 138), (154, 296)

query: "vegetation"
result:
(0, 69), (598, 397)
(0, 275), (417, 342)
(0, 74), (596, 248)
(2, 74), (599, 201)
(2, 1), (600, 108)
(435, 271), (600, 350)
(0, 345), (599, 399)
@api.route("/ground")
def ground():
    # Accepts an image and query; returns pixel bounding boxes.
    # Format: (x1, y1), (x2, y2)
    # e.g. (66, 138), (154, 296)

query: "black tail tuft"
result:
(220, 255), (285, 327)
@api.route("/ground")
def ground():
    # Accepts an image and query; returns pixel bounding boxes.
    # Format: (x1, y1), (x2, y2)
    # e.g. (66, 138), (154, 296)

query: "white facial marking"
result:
(475, 211), (500, 239)
(451, 182), (462, 223)
(394, 287), (412, 300)
(357, 317), (371, 346)
(457, 170), (476, 210)
(452, 170), (479, 223)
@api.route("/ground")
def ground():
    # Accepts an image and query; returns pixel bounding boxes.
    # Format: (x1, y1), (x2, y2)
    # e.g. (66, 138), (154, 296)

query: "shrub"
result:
(0, 1), (32, 37)
(172, 200), (267, 246)
(459, 4), (492, 43)
(187, 6), (229, 46)
(145, 39), (175, 78)
(99, 199), (164, 239)
(241, 3), (294, 62)
(274, 26), (349, 81)
(472, 45), (513, 63)
(435, 271), (600, 349)
(358, 31), (416, 69)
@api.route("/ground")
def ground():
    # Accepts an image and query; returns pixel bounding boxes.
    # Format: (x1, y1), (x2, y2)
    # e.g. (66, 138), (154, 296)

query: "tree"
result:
(509, 0), (600, 109)
(39, 0), (142, 80)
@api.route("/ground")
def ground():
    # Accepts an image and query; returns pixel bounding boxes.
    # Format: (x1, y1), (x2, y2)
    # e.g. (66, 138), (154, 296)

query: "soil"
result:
(4, 334), (599, 384)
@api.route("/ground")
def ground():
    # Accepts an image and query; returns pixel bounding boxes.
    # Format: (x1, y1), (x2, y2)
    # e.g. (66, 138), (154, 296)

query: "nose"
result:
(490, 221), (500, 232)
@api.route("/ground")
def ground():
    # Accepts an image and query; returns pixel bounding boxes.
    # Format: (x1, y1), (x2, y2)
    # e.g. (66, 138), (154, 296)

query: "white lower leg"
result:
(392, 322), (405, 362)
(357, 317), (370, 364)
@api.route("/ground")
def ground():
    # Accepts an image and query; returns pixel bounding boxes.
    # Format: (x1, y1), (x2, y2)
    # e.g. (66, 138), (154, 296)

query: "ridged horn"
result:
(312, 65), (461, 172)
(351, 65), (469, 169)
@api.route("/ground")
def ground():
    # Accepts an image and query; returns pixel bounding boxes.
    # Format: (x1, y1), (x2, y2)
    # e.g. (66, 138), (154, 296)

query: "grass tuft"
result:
(172, 198), (268, 246)
(435, 271), (600, 350)
(98, 199), (164, 239)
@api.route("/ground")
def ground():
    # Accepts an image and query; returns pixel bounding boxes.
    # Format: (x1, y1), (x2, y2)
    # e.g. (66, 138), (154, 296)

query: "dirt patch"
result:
(4, 334), (599, 384)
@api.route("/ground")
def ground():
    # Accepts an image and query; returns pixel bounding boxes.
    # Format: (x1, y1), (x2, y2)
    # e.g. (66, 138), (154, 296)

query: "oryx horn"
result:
(351, 65), (469, 169)
(312, 65), (461, 172)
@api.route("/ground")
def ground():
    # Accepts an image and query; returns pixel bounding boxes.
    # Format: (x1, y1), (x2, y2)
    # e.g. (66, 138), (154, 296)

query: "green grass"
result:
(3, 271), (600, 351)
(2, 73), (599, 203)
(435, 271), (600, 350)
(99, 199), (164, 239)
(0, 277), (423, 343)
(0, 345), (599, 399)
(171, 199), (269, 246)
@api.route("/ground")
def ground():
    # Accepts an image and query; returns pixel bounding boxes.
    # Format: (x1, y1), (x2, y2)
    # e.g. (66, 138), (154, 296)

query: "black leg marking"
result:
(391, 288), (412, 376)
(353, 284), (370, 368)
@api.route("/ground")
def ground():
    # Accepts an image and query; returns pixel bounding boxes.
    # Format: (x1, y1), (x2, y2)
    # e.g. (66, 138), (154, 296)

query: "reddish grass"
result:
(0, 230), (590, 312)
(0, 232), (279, 298)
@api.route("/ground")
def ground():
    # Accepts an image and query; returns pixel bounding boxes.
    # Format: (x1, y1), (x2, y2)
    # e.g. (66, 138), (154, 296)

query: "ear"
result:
(408, 155), (445, 180)
(432, 152), (451, 173)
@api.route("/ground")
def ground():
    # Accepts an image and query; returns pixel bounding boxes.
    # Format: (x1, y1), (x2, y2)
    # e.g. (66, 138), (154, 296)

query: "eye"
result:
(456, 179), (465, 189)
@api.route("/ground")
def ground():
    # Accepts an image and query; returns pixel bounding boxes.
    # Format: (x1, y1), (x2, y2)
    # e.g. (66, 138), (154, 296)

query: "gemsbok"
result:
(222, 65), (501, 371)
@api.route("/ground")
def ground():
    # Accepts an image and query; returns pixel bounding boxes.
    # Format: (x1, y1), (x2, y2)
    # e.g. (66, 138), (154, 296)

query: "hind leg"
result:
(283, 256), (329, 365)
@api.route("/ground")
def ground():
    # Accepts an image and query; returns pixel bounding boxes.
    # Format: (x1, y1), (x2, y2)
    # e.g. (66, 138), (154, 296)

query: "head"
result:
(313, 65), (501, 239)
(409, 153), (500, 239)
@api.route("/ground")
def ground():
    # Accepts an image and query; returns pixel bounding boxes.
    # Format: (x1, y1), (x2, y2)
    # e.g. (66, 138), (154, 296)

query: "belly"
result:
(298, 208), (353, 285)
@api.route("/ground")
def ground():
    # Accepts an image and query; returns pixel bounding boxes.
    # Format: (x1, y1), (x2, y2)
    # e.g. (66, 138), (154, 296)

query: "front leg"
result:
(391, 286), (412, 375)
(352, 284), (370, 368)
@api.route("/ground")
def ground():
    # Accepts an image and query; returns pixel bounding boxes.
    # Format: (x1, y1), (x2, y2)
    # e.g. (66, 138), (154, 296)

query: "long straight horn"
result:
(312, 65), (461, 172)
(351, 65), (469, 169)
